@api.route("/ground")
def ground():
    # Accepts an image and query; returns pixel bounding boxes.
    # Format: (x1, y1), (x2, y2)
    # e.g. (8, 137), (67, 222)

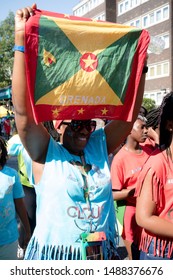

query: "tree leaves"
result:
(0, 11), (15, 88)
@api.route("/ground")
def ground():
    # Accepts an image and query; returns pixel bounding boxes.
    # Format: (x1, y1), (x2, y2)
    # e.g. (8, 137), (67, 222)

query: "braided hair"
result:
(146, 106), (160, 130)
(0, 136), (8, 168)
(159, 91), (173, 148)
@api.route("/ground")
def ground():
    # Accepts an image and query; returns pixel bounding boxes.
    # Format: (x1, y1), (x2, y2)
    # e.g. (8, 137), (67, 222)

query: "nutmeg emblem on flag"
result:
(25, 9), (150, 124)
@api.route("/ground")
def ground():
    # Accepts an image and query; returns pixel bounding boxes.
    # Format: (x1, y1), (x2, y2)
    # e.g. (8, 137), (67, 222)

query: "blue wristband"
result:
(13, 45), (25, 53)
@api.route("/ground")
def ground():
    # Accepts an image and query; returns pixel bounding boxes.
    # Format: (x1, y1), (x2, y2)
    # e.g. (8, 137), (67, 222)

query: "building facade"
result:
(72, 0), (173, 106)
(73, 0), (117, 22)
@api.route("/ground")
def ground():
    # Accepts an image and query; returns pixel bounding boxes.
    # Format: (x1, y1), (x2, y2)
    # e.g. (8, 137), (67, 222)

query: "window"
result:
(149, 67), (155, 77)
(94, 13), (105, 21)
(163, 6), (169, 19)
(125, 1), (129, 10)
(119, 3), (123, 14)
(156, 10), (161, 22)
(130, 0), (134, 7)
(118, 0), (149, 15)
(163, 34), (169, 48)
(163, 63), (169, 75)
(149, 13), (154, 25)
(125, 5), (169, 28)
(73, 0), (104, 16)
(143, 16), (148, 27)
(147, 62), (169, 80)
(135, 19), (140, 27)
(156, 65), (162, 76)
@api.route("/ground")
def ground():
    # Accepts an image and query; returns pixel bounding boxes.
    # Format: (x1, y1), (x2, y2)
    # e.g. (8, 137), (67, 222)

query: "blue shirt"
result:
(0, 165), (24, 245)
(24, 128), (118, 259)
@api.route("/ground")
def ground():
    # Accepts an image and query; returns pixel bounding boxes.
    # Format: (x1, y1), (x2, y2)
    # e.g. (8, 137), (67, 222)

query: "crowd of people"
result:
(0, 113), (15, 140)
(0, 3), (173, 261)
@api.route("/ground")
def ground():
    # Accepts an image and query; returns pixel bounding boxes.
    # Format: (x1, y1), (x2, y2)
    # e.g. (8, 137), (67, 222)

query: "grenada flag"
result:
(25, 9), (150, 124)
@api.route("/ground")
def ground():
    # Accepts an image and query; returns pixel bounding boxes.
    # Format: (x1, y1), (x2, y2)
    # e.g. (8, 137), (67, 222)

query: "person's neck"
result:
(62, 144), (84, 156)
(124, 140), (142, 154)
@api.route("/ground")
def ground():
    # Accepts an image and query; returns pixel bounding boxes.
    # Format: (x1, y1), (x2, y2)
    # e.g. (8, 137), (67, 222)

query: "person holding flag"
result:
(12, 3), (148, 260)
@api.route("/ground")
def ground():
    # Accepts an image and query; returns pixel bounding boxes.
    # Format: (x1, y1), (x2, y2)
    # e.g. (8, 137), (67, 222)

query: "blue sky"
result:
(0, 1), (79, 21)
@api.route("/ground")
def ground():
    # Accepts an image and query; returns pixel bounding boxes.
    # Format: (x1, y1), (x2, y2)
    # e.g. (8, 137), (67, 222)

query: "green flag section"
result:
(25, 9), (150, 123)
(0, 86), (11, 100)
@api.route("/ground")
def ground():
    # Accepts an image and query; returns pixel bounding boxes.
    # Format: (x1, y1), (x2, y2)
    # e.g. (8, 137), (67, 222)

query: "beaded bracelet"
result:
(13, 45), (25, 53)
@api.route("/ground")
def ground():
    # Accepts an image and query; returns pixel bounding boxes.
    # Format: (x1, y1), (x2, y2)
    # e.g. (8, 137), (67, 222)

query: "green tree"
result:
(0, 11), (15, 88)
(142, 97), (156, 112)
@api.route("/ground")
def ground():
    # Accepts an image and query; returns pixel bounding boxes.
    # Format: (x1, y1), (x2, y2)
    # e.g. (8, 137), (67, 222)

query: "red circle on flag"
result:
(80, 53), (98, 72)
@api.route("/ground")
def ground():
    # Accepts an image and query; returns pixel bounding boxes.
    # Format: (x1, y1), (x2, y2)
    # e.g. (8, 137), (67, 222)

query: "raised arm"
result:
(12, 4), (50, 163)
(105, 71), (146, 155)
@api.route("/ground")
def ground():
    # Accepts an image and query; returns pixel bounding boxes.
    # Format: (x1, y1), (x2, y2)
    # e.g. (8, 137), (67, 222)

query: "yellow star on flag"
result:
(101, 108), (108, 115)
(52, 108), (60, 117)
(82, 55), (97, 70)
(78, 108), (85, 114)
(64, 14), (70, 18)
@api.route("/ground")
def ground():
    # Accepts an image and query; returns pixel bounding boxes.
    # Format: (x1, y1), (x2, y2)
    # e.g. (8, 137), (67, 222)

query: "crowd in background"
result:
(0, 112), (16, 140)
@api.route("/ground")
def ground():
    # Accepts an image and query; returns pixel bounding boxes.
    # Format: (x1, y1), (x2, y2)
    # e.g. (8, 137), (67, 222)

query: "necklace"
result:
(69, 153), (91, 203)
(69, 154), (97, 232)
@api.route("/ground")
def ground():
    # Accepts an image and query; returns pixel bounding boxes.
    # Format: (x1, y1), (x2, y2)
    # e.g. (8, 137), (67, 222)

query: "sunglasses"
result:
(62, 120), (96, 133)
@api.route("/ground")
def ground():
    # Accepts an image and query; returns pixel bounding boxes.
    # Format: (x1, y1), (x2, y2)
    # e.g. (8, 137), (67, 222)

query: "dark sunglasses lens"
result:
(71, 122), (82, 132)
(85, 124), (96, 132)
(70, 121), (96, 132)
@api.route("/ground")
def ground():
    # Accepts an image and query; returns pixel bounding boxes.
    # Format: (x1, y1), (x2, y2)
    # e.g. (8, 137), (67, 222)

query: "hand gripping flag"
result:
(25, 9), (150, 123)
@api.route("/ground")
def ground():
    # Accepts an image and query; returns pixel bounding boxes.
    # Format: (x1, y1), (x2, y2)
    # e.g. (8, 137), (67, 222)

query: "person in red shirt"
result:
(136, 91), (173, 260)
(111, 114), (152, 260)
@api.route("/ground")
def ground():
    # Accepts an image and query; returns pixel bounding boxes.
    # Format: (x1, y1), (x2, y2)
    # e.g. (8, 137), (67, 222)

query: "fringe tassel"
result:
(24, 237), (118, 260)
(139, 231), (173, 259)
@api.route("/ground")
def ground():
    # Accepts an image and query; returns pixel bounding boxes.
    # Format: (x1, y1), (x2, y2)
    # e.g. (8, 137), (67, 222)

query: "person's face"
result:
(58, 120), (96, 155)
(139, 107), (147, 117)
(130, 119), (148, 143)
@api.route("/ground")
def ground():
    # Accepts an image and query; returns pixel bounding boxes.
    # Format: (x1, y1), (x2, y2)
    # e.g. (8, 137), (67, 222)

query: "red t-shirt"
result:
(111, 145), (152, 242)
(111, 145), (151, 205)
(135, 148), (173, 258)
